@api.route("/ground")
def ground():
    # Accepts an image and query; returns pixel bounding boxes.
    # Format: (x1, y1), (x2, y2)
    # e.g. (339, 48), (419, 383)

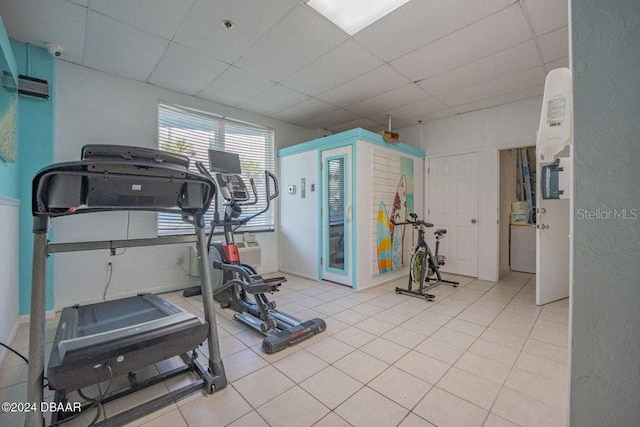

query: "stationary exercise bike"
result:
(392, 213), (459, 300)
(184, 150), (326, 353)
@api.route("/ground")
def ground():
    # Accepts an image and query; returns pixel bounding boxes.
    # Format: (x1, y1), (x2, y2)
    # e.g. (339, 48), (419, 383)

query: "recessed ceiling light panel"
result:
(307, 0), (411, 35)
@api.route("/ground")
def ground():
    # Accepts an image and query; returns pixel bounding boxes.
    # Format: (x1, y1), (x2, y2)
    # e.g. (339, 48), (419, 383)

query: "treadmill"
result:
(26, 145), (227, 427)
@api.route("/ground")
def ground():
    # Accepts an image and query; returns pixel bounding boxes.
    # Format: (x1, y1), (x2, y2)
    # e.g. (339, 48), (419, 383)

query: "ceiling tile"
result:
(85, 12), (169, 81)
(391, 4), (532, 82)
(418, 40), (541, 95)
(91, 0), (194, 39)
(545, 56), (569, 72)
(280, 40), (382, 96)
(237, 85), (309, 116)
(299, 109), (361, 130)
(392, 109), (458, 128)
(330, 118), (383, 133)
(537, 26), (569, 64)
(355, 0), (514, 61)
(317, 65), (409, 107)
(198, 66), (274, 107)
(174, 0), (297, 64)
(234, 5), (348, 82)
(454, 85), (544, 114)
(148, 43), (228, 95)
(523, 0), (568, 36)
(0, 0), (87, 64)
(272, 99), (337, 124)
(346, 84), (429, 117)
(440, 67), (546, 107)
(372, 97), (449, 123)
(2, 0), (570, 133)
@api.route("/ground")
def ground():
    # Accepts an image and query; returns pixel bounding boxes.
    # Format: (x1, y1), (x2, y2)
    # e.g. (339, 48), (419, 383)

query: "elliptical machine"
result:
(185, 150), (326, 353)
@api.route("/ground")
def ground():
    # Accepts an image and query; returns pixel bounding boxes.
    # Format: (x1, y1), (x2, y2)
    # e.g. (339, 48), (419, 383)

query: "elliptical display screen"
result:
(208, 149), (242, 174)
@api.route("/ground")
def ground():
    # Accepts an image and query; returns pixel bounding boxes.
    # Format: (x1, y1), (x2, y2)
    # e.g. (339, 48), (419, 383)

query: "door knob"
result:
(471, 218), (477, 224)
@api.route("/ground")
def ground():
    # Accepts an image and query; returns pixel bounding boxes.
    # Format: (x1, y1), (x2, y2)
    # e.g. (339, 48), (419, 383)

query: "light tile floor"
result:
(0, 272), (570, 426)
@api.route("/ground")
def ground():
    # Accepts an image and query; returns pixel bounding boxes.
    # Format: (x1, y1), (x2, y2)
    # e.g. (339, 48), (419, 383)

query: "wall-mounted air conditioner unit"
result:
(188, 233), (261, 277)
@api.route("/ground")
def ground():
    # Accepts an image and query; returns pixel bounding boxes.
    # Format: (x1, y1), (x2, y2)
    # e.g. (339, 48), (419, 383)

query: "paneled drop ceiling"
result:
(0, 0), (568, 132)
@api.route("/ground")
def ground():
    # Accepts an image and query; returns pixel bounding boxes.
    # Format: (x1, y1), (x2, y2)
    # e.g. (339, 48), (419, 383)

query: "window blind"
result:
(157, 102), (275, 236)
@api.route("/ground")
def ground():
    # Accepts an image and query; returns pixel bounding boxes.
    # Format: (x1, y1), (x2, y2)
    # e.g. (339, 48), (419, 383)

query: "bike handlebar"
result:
(391, 218), (434, 228)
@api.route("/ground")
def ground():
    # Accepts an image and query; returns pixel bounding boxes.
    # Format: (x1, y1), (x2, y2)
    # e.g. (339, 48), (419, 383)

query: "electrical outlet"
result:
(176, 254), (185, 265)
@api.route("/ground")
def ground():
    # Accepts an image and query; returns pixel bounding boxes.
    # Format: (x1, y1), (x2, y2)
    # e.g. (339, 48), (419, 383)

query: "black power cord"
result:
(0, 341), (29, 365)
(0, 341), (48, 387)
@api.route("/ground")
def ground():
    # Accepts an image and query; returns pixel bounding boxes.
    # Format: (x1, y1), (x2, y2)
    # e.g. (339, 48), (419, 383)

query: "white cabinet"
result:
(510, 224), (535, 273)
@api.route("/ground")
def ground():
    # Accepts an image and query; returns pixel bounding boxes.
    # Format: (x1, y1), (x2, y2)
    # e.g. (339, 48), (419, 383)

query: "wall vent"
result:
(18, 75), (50, 99)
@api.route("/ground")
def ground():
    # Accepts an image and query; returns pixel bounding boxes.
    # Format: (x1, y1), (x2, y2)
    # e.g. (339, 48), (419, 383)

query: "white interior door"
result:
(536, 153), (571, 305)
(535, 67), (573, 305)
(427, 153), (479, 277)
(321, 146), (352, 286)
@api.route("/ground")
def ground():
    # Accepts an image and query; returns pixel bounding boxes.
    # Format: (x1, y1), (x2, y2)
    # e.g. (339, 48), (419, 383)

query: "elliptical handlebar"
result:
(196, 157), (280, 236)
(265, 170), (279, 202)
(247, 178), (258, 205)
(233, 170), (278, 231)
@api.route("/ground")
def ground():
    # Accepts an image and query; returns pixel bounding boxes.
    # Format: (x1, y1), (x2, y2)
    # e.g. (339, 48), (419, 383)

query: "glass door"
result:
(321, 146), (352, 286)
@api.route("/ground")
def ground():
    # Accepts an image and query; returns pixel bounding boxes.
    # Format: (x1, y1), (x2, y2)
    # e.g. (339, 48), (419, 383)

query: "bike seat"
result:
(434, 229), (447, 236)
(417, 220), (433, 228)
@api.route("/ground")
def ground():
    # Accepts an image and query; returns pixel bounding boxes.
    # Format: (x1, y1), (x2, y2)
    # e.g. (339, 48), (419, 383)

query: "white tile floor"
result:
(0, 272), (570, 426)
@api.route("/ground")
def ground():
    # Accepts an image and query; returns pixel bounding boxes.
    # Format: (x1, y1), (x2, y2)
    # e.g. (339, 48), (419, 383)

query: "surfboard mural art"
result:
(391, 175), (407, 270)
(374, 153), (415, 275)
(377, 202), (392, 273)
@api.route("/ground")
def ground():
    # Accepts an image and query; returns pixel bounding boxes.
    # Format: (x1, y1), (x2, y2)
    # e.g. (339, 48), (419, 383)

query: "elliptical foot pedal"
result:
(261, 318), (326, 354)
(263, 276), (287, 289)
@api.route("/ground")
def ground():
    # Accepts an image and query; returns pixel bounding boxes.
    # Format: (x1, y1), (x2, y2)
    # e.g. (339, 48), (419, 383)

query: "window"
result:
(157, 102), (275, 236)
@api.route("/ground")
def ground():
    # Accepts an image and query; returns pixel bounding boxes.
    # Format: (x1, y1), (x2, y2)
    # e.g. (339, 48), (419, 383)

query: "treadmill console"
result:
(215, 173), (249, 202)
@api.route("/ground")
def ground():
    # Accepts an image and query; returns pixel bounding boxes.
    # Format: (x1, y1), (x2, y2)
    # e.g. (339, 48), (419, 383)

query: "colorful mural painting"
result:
(374, 152), (414, 275)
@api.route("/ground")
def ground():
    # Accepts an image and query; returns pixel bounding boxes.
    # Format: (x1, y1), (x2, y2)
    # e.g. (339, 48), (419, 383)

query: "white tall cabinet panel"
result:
(279, 150), (320, 279)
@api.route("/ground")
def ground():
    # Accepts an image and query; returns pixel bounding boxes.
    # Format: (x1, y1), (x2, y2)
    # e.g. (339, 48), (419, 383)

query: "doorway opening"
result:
(498, 146), (536, 279)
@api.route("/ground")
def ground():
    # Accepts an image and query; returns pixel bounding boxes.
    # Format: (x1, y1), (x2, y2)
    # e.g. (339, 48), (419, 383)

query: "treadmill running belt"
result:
(48, 294), (208, 392)
(78, 300), (165, 336)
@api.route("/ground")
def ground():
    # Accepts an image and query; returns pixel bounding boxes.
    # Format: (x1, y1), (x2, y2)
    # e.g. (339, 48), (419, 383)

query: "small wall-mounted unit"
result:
(188, 234), (261, 277)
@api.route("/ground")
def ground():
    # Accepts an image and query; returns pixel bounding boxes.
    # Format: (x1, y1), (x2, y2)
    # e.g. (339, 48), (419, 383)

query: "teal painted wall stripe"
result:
(351, 141), (357, 289)
(278, 128), (425, 159)
(0, 17), (18, 82)
(322, 153), (349, 277)
(11, 40), (55, 315)
(316, 150), (322, 281)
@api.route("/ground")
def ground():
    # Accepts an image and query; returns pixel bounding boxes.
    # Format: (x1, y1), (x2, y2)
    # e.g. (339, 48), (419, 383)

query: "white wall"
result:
(53, 61), (319, 309)
(0, 198), (19, 364)
(278, 151), (320, 279)
(397, 96), (542, 281)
